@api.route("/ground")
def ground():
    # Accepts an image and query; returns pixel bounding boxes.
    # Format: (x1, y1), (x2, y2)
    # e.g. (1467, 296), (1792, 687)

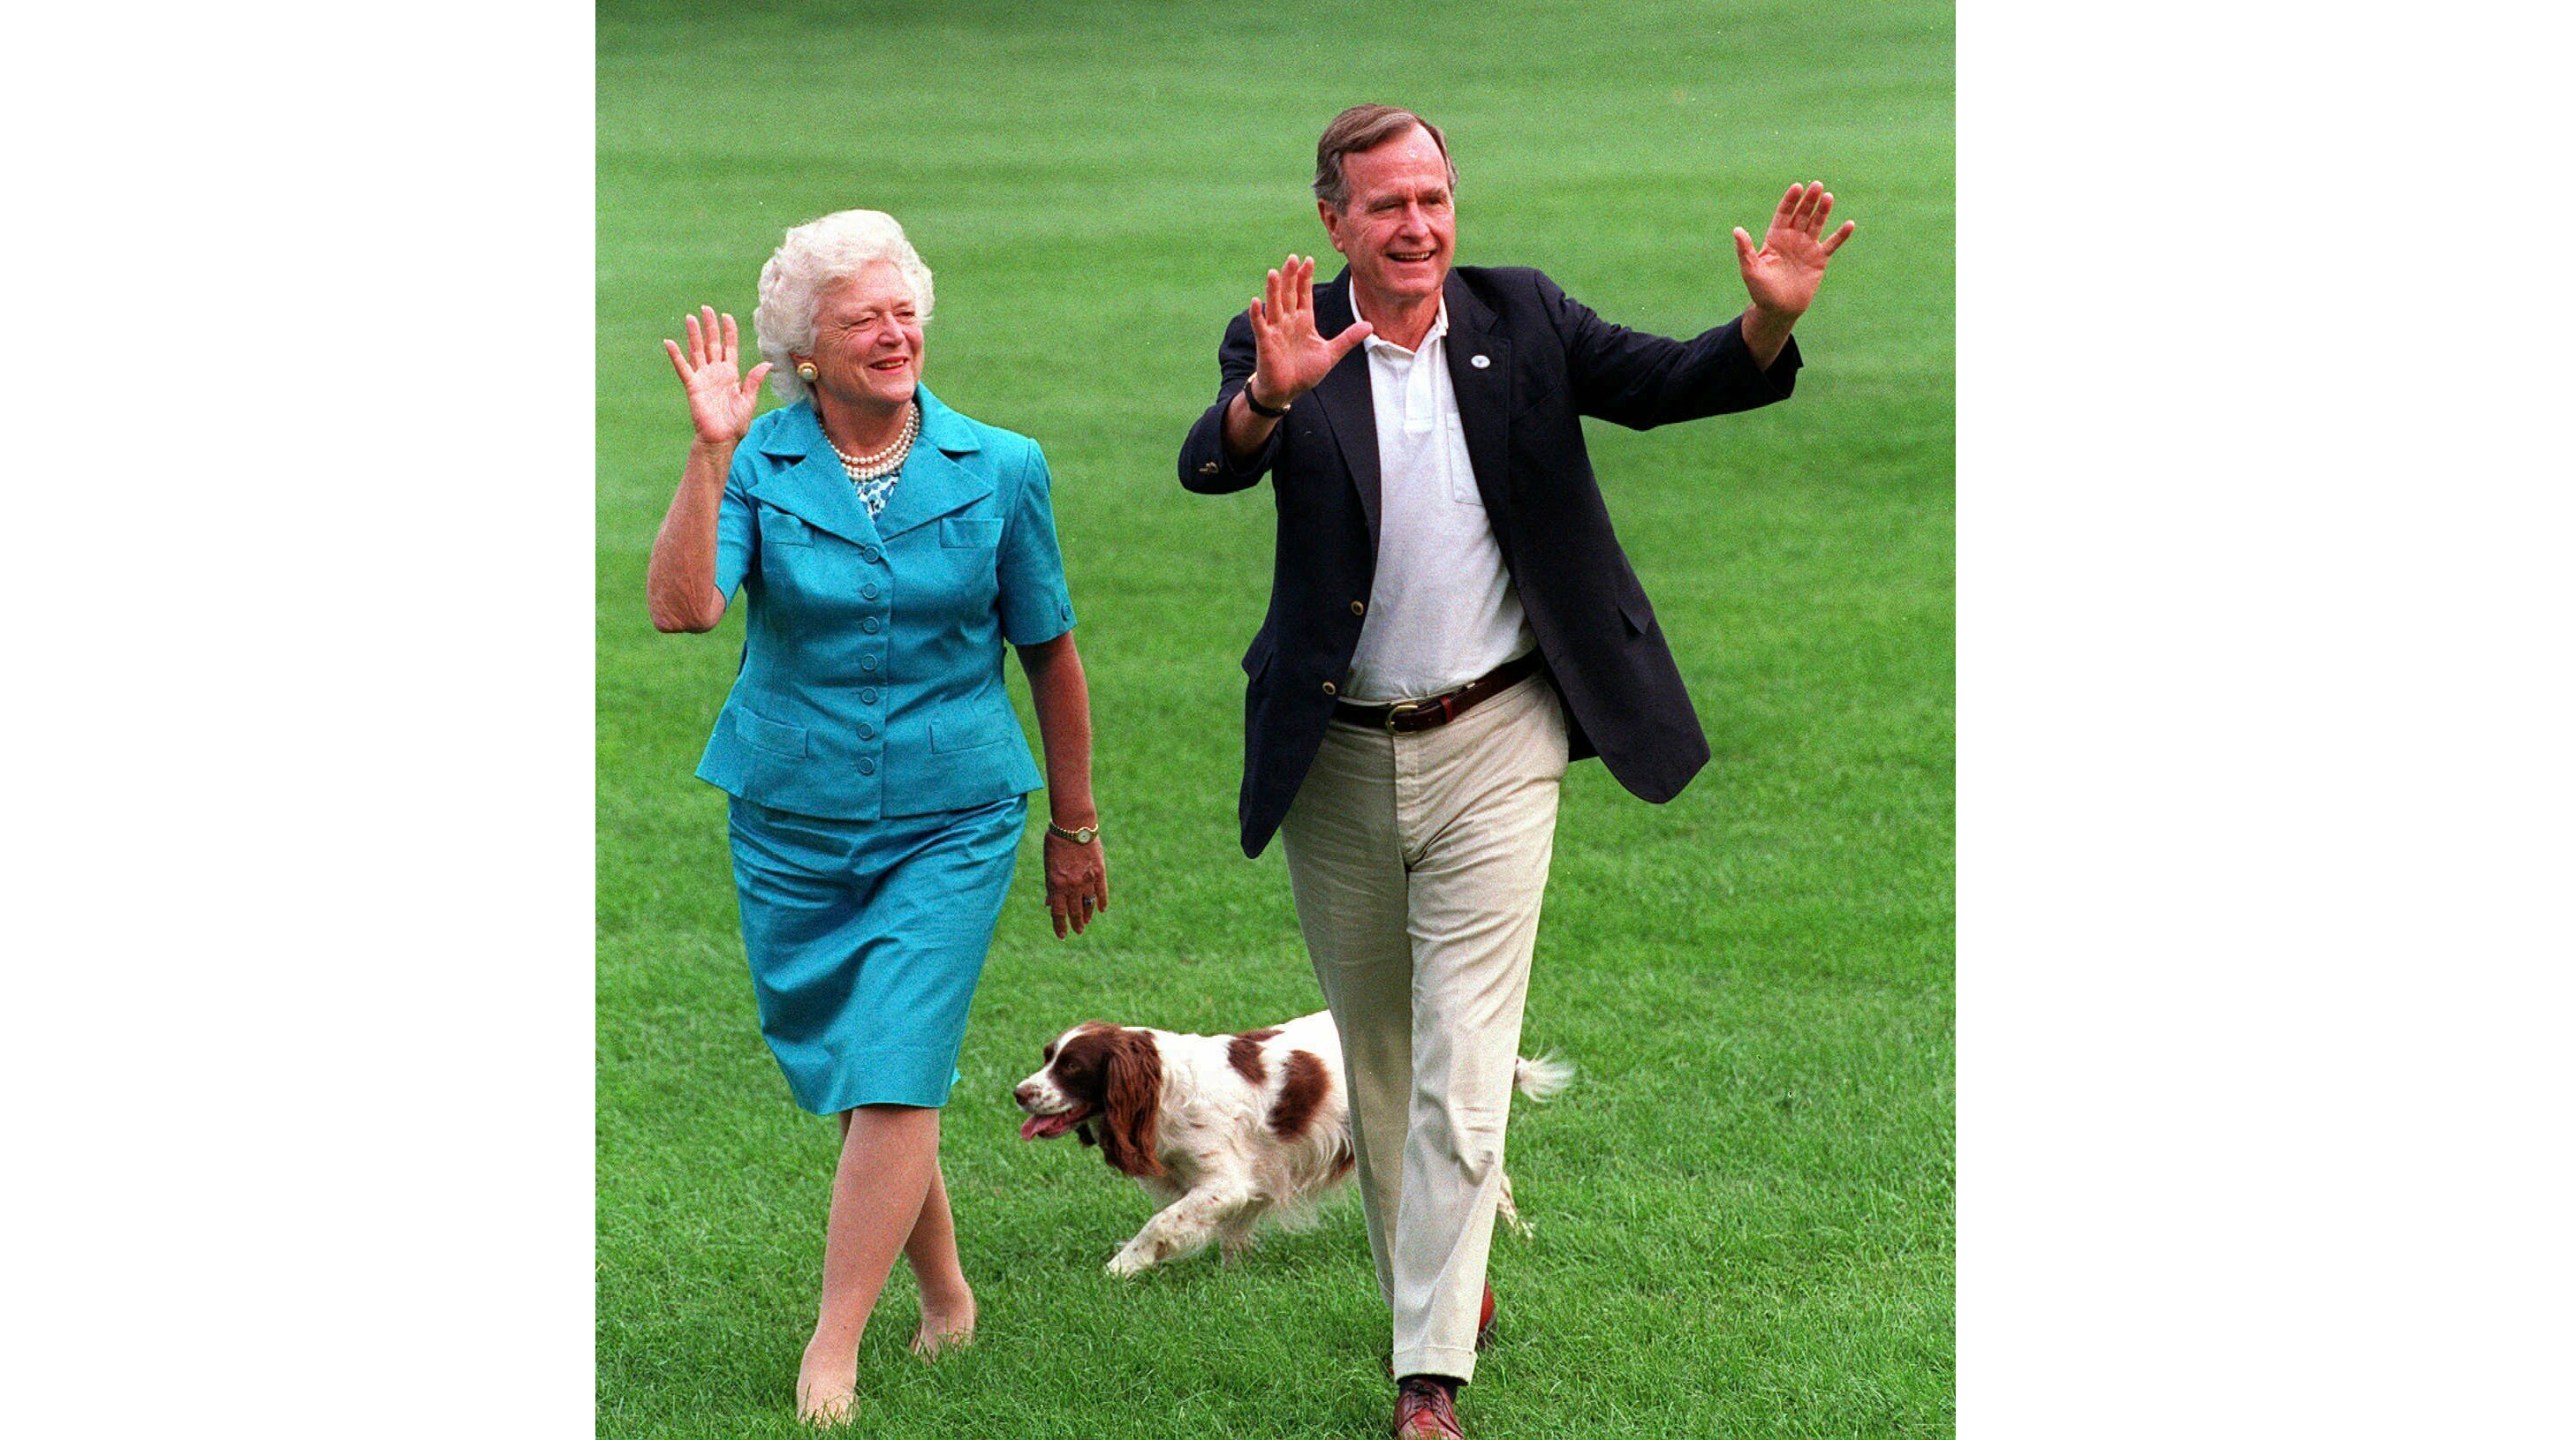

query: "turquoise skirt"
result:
(726, 793), (1027, 1113)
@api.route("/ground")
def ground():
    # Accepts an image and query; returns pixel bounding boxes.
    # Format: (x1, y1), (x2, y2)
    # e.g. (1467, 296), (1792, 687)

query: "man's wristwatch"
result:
(1242, 376), (1291, 418)
(1047, 818), (1101, 845)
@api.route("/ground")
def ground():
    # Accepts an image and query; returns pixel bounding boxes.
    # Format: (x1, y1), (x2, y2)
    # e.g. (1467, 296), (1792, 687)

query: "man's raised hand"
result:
(1732, 182), (1855, 321)
(1246, 255), (1373, 406)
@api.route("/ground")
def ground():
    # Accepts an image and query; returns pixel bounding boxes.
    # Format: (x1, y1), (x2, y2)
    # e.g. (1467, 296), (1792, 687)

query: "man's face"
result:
(1318, 125), (1456, 311)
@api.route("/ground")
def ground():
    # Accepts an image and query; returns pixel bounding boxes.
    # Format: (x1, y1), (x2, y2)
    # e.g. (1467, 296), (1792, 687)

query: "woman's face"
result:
(799, 260), (925, 414)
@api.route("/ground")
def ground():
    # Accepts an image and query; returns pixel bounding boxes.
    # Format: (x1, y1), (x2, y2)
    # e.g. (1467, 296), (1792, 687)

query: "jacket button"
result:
(862, 617), (882, 633)
(860, 655), (878, 672)
(859, 688), (879, 704)
(856, 722), (875, 739)
(857, 757), (876, 775)
(862, 583), (880, 600)
(1349, 600), (1365, 615)
(1321, 681), (1338, 696)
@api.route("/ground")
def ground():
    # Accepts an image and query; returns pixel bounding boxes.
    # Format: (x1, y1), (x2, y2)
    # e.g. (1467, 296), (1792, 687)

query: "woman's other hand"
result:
(664, 305), (772, 446)
(1044, 831), (1108, 938)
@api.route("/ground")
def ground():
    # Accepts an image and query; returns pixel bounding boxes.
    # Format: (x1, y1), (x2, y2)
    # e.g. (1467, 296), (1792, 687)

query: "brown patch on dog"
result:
(1046, 1024), (1163, 1175)
(1045, 1024), (1115, 1110)
(1268, 1049), (1329, 1139)
(1236, 1027), (1281, 1043)
(1226, 1034), (1267, 1086)
(1096, 1028), (1165, 1178)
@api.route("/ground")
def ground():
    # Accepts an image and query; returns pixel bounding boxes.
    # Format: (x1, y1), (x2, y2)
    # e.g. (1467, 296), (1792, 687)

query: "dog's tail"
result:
(1510, 1051), (1575, 1103)
(1498, 1053), (1571, 1242)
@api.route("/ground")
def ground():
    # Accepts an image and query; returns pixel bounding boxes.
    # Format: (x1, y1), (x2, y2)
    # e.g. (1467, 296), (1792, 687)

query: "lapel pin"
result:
(1470, 354), (1491, 369)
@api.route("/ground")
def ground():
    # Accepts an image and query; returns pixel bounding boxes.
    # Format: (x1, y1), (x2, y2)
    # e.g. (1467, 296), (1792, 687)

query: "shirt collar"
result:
(1348, 280), (1446, 357)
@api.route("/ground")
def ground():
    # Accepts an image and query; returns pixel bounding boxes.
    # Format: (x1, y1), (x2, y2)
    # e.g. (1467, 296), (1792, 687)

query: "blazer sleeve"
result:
(1176, 310), (1283, 493)
(1539, 270), (1803, 432)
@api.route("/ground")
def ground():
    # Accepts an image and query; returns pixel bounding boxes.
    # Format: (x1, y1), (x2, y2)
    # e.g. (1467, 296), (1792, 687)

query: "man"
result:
(1176, 103), (1850, 1439)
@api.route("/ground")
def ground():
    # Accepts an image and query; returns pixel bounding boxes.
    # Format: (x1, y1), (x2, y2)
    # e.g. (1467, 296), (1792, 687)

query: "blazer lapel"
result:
(871, 387), (993, 540)
(1307, 270), (1382, 551)
(752, 402), (881, 546)
(1441, 277), (1512, 513)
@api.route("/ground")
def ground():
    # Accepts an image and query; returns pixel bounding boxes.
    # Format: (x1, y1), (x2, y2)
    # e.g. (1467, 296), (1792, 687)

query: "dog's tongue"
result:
(1020, 1112), (1076, 1141)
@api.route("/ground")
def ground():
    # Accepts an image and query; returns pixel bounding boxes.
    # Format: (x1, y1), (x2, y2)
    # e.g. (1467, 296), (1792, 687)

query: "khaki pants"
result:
(1280, 672), (1570, 1383)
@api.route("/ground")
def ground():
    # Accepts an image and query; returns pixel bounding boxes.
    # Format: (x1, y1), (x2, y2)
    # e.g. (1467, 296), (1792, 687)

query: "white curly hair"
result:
(753, 210), (936, 405)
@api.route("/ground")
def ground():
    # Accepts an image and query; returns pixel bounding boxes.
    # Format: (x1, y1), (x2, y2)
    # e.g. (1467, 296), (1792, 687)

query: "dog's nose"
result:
(1012, 1082), (1037, 1109)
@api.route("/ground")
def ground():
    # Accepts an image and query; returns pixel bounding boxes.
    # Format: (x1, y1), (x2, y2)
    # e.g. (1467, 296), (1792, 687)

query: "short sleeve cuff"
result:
(1002, 592), (1075, 648)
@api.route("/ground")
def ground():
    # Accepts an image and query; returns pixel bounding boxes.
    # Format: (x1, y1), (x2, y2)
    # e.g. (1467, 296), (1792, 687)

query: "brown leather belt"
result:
(1333, 654), (1544, 734)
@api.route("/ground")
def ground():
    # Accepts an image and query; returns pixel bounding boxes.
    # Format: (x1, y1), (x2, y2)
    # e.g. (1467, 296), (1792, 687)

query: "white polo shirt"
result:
(1341, 283), (1537, 703)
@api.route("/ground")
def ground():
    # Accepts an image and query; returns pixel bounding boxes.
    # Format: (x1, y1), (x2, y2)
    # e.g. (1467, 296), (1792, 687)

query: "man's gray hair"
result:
(1311, 104), (1457, 209)
(753, 210), (935, 404)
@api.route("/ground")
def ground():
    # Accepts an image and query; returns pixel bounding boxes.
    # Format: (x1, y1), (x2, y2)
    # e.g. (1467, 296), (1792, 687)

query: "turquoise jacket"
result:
(695, 387), (1076, 819)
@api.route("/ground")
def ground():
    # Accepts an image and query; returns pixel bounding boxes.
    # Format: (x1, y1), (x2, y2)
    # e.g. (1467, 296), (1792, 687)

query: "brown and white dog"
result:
(1013, 1011), (1573, 1277)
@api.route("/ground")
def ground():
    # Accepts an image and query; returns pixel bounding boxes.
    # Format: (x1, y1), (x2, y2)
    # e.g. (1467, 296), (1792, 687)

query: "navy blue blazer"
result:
(1177, 265), (1801, 858)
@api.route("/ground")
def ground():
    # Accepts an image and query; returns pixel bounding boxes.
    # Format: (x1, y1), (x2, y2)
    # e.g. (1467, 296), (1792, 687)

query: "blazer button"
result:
(862, 617), (882, 633)
(1321, 681), (1338, 696)
(1349, 600), (1365, 615)
(859, 688), (880, 704)
(857, 757), (876, 775)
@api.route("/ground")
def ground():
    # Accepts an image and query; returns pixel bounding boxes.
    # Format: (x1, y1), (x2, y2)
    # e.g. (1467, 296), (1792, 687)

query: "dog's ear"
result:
(1097, 1028), (1164, 1178)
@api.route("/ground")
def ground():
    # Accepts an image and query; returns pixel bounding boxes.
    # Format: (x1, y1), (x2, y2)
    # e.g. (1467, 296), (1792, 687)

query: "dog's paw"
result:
(1104, 1246), (1155, 1279)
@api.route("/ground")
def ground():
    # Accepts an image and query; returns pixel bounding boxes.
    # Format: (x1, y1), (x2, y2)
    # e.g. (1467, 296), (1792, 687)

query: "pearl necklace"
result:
(826, 402), (920, 482)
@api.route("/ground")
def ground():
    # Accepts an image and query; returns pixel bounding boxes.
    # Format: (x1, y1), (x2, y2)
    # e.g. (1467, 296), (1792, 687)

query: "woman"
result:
(646, 209), (1107, 1427)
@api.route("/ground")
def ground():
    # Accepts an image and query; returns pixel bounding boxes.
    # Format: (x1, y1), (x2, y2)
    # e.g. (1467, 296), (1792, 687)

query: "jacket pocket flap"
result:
(734, 706), (808, 756)
(941, 517), (1003, 548)
(929, 715), (1006, 753)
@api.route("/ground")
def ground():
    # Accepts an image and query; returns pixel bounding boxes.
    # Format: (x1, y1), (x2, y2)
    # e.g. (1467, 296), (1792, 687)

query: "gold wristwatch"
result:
(1047, 818), (1101, 845)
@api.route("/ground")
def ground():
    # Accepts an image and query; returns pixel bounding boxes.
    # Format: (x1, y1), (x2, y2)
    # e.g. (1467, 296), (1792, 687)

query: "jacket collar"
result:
(751, 387), (991, 544)
(1439, 273), (1513, 514)
(1311, 271), (1382, 548)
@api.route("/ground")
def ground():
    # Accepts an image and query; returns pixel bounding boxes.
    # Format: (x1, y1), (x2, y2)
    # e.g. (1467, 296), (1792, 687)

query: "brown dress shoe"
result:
(1393, 1376), (1464, 1439)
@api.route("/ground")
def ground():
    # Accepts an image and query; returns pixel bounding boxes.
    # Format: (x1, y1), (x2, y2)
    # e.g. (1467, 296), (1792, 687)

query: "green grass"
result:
(599, 1), (1951, 1434)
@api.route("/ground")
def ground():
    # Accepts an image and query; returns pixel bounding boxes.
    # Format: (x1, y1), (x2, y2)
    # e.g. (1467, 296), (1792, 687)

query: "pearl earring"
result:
(796, 362), (818, 381)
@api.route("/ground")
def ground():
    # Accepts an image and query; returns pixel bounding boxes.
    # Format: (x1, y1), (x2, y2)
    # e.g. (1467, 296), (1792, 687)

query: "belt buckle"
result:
(1385, 698), (1443, 733)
